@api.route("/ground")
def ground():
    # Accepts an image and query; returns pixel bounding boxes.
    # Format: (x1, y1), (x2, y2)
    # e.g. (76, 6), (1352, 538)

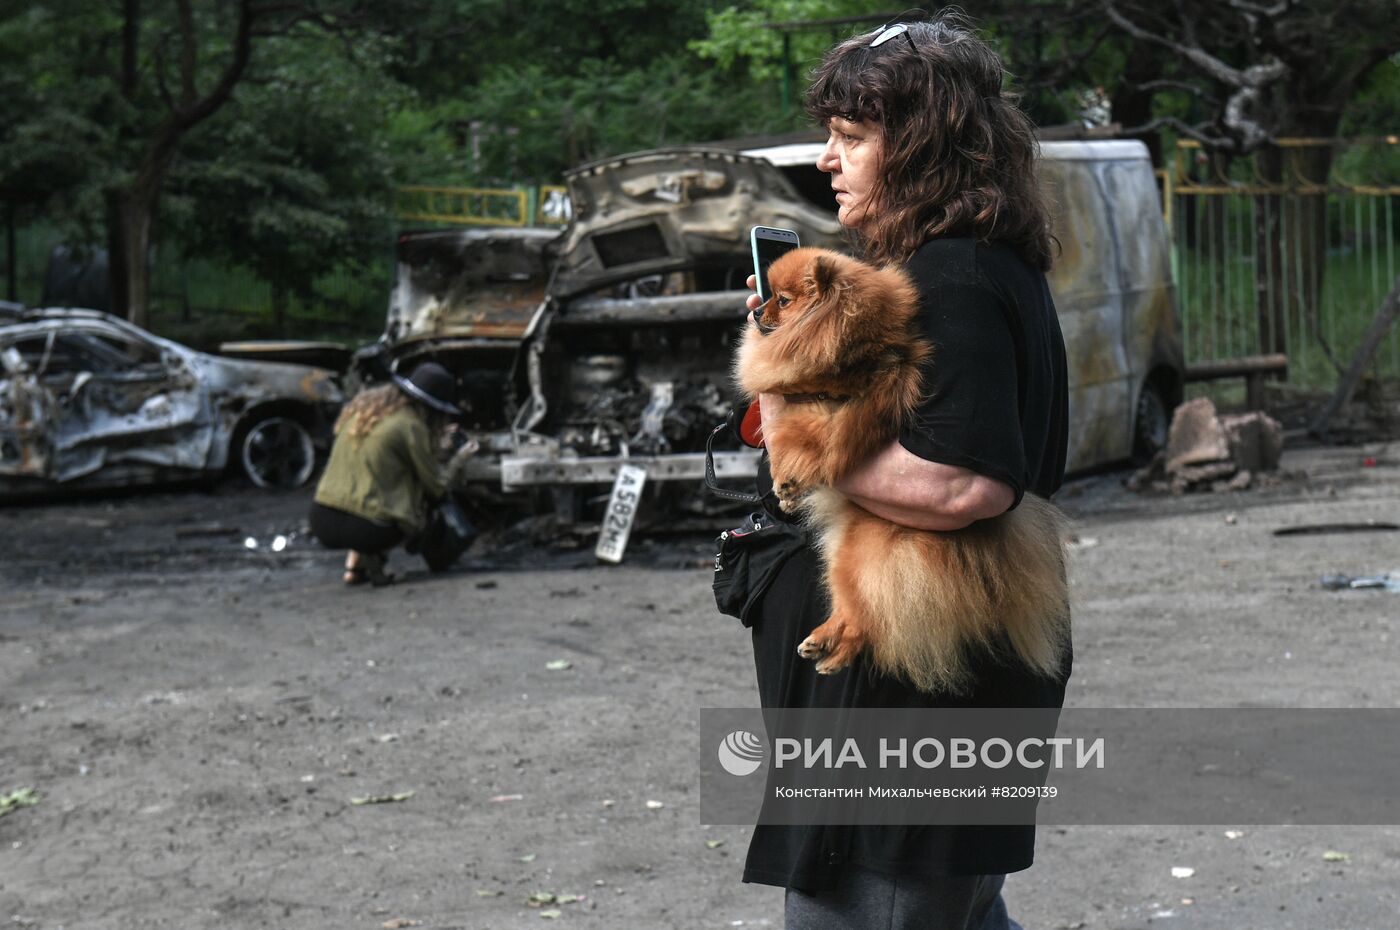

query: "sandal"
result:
(361, 553), (395, 587)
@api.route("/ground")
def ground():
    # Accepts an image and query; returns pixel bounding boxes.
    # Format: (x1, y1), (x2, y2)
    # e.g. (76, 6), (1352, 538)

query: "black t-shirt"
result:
(742, 238), (1072, 891)
(898, 238), (1068, 506)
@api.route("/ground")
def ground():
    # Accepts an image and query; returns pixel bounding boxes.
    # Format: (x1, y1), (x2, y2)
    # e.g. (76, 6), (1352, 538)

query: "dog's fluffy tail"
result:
(808, 489), (1071, 694)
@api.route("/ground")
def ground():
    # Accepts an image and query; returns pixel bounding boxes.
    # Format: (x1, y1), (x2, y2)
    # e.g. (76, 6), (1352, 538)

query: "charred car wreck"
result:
(0, 308), (343, 495)
(364, 148), (846, 527)
(367, 141), (1184, 534)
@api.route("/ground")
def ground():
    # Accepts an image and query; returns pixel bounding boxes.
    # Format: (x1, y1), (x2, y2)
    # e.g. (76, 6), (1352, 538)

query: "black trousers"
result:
(785, 869), (1016, 930)
(309, 502), (404, 554)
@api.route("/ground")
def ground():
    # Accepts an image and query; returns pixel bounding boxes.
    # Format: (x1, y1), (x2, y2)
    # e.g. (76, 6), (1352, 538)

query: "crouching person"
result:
(310, 361), (476, 586)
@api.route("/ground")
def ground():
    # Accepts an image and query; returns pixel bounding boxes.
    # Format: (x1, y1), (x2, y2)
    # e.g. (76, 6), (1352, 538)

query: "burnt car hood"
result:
(549, 147), (844, 299)
(380, 148), (844, 351)
(186, 352), (341, 408)
(385, 227), (561, 347)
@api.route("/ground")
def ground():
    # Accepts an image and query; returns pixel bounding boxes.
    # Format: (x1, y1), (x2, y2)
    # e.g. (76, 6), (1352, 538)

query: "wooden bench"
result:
(1184, 353), (1288, 409)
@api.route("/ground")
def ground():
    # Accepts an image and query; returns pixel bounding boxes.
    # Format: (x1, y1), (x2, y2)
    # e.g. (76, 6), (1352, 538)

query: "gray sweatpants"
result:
(784, 869), (1021, 930)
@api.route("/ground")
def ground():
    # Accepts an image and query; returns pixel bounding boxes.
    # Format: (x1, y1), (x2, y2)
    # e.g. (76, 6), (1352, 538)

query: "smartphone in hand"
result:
(750, 226), (801, 304)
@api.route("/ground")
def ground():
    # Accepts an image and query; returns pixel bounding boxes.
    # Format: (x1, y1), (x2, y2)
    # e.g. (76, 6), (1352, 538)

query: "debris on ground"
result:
(1323, 850), (1352, 862)
(0, 787), (40, 818)
(1170, 866), (1195, 878)
(526, 892), (584, 911)
(1275, 522), (1399, 537)
(1128, 398), (1283, 494)
(545, 659), (573, 671)
(349, 790), (415, 805)
(1318, 573), (1400, 592)
(381, 919), (421, 929)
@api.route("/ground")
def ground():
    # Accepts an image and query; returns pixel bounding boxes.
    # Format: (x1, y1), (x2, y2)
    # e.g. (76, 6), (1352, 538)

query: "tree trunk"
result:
(101, 0), (255, 327)
(1111, 45), (1164, 165)
(1254, 144), (1288, 356)
(115, 186), (157, 329)
(1309, 274), (1400, 437)
(1252, 126), (1338, 361)
(1291, 134), (1339, 371)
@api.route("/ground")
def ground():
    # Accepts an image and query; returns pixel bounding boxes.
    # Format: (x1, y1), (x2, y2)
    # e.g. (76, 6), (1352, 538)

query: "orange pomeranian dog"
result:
(735, 247), (1070, 694)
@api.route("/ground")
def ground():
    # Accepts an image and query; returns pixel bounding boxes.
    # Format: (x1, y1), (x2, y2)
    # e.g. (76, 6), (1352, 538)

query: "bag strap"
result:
(704, 419), (764, 503)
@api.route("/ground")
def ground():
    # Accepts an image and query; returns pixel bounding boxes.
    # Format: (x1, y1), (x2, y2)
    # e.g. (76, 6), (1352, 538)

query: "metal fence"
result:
(1167, 137), (1400, 389)
(395, 184), (571, 227)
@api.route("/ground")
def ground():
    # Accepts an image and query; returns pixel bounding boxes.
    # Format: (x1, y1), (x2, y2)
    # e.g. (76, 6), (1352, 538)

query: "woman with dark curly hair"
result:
(736, 13), (1070, 929)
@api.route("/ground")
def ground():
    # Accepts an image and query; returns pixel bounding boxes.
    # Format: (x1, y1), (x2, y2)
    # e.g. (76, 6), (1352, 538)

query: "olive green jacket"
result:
(314, 407), (445, 535)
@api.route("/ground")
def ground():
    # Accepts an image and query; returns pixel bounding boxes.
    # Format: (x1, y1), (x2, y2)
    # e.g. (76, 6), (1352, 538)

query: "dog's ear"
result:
(804, 253), (840, 299)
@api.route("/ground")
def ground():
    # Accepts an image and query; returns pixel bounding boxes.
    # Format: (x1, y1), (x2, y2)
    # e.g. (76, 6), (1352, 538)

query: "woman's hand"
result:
(745, 273), (763, 314)
(742, 274), (785, 439)
(757, 392), (786, 438)
(443, 435), (481, 487)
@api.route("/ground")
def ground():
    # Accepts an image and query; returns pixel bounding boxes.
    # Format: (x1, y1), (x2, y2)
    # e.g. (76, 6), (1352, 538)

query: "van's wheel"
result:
(1133, 381), (1171, 463)
(237, 415), (316, 489)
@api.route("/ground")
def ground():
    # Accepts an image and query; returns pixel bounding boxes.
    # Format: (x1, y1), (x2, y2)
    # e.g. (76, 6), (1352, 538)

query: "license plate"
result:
(595, 464), (648, 563)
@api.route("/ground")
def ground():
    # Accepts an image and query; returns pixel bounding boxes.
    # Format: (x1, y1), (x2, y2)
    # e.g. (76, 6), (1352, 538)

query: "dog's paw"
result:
(797, 635), (826, 661)
(773, 477), (807, 507)
(797, 616), (866, 675)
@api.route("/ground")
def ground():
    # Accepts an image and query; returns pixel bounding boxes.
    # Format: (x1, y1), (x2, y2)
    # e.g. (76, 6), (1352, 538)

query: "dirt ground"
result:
(3, 442), (1400, 930)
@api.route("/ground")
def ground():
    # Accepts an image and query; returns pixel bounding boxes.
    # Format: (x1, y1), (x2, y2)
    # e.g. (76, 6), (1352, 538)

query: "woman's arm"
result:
(834, 440), (1014, 531)
(401, 415), (448, 501)
(759, 391), (1013, 531)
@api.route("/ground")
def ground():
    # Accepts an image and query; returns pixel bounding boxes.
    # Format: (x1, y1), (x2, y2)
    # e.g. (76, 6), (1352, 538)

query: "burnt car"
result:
(372, 140), (1183, 531)
(0, 307), (343, 494)
(369, 147), (846, 525)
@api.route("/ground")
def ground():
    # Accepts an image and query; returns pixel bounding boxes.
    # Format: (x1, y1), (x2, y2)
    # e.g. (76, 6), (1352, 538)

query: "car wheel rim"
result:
(242, 417), (315, 489)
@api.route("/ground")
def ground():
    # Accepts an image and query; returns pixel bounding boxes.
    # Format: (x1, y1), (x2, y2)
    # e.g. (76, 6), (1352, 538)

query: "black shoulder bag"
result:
(705, 402), (807, 626)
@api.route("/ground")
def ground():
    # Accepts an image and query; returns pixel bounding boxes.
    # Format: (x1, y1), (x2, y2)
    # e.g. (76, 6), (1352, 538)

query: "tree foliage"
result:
(166, 30), (423, 314)
(1098, 0), (1400, 149)
(395, 0), (792, 183)
(3, 0), (1400, 333)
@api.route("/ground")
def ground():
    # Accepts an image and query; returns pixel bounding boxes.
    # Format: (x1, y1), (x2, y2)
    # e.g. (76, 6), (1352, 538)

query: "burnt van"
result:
(748, 137), (1184, 474)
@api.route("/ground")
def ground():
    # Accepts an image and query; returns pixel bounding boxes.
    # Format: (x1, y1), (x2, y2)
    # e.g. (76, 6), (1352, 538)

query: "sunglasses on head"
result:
(869, 22), (917, 52)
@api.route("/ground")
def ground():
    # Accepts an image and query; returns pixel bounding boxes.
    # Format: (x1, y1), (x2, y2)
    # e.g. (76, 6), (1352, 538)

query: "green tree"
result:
(1100, 0), (1400, 355)
(164, 30), (437, 331)
(0, 4), (115, 298)
(0, 0), (427, 327)
(379, 0), (786, 183)
(457, 56), (786, 183)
